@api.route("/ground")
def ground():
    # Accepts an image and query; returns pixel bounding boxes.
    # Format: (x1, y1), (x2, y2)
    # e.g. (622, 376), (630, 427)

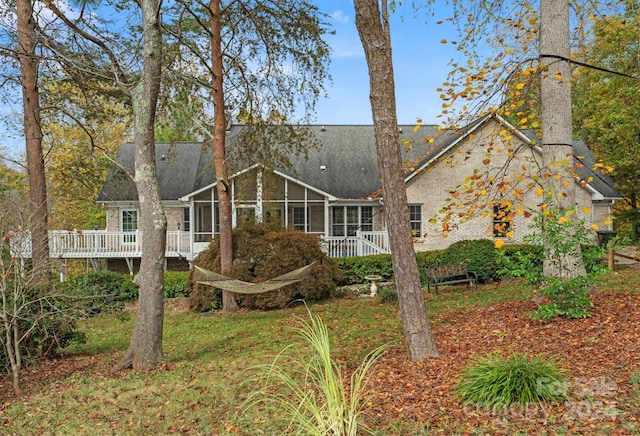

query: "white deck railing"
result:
(9, 230), (192, 260)
(321, 230), (390, 258)
(9, 229), (390, 261)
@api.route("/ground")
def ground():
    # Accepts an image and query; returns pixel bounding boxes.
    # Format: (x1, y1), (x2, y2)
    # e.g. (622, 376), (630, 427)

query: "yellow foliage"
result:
(43, 81), (130, 229)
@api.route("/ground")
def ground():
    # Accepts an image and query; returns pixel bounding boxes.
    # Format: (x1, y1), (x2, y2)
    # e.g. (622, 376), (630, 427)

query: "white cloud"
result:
(35, 0), (80, 25)
(330, 10), (350, 24)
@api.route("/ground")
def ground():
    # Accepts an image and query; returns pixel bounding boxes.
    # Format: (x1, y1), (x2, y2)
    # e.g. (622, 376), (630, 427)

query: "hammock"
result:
(193, 262), (316, 295)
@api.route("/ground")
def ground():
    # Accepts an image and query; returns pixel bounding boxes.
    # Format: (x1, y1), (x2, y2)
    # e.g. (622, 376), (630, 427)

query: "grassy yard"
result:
(1, 268), (639, 435)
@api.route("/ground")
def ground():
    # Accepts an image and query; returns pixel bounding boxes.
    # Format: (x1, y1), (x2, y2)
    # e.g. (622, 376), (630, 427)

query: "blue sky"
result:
(313, 1), (459, 125)
(1, 1), (461, 159)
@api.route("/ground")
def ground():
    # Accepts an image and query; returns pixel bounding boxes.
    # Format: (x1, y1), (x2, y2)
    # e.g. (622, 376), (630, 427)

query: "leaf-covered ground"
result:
(364, 289), (640, 434)
(2, 277), (640, 434)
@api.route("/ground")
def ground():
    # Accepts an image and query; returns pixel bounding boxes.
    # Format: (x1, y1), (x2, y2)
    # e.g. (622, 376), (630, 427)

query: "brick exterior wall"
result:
(407, 120), (603, 251)
(105, 208), (119, 231)
(165, 206), (184, 232)
(101, 119), (611, 259)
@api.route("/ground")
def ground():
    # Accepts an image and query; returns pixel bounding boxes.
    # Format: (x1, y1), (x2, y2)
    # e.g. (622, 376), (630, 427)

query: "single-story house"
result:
(92, 112), (619, 270)
(10, 113), (619, 273)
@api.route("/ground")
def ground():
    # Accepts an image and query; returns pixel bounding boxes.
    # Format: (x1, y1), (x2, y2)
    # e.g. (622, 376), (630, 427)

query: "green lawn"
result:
(1, 269), (639, 435)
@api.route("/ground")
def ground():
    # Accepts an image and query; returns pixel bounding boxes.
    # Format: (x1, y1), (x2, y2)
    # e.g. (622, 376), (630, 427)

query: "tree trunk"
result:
(540, 0), (585, 278)
(353, 0), (438, 360)
(16, 0), (51, 285)
(112, 0), (166, 372)
(210, 0), (238, 312)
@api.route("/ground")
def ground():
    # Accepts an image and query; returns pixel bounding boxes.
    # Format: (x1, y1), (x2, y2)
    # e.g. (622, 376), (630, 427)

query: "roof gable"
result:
(98, 118), (621, 203)
(404, 114), (621, 201)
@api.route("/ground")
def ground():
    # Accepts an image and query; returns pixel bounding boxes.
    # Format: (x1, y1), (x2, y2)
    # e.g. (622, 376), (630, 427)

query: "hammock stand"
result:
(193, 262), (316, 295)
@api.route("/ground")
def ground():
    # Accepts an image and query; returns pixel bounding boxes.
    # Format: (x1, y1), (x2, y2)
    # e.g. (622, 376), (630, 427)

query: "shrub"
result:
(164, 271), (189, 298)
(335, 251), (443, 287)
(334, 254), (393, 286)
(62, 270), (138, 315)
(581, 244), (608, 276)
(524, 207), (598, 319)
(533, 276), (594, 319)
(376, 289), (398, 304)
(495, 244), (544, 284)
(438, 239), (498, 283)
(456, 351), (568, 409)
(243, 308), (389, 435)
(1, 282), (84, 379)
(416, 250), (444, 284)
(190, 223), (338, 311)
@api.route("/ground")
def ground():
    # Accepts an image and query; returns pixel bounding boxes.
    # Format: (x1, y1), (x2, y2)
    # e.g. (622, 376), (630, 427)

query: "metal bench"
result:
(425, 263), (478, 294)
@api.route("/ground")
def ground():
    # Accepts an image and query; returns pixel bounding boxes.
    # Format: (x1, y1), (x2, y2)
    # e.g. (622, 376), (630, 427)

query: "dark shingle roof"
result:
(518, 128), (621, 200)
(97, 118), (621, 203)
(98, 125), (440, 202)
(97, 142), (213, 202)
(275, 125), (439, 199)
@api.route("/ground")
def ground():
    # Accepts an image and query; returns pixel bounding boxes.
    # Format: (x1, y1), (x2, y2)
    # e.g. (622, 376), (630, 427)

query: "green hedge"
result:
(164, 271), (189, 298)
(62, 270), (190, 315)
(496, 244), (544, 284)
(62, 270), (139, 314)
(334, 254), (394, 286)
(435, 239), (499, 283)
(336, 239), (500, 286)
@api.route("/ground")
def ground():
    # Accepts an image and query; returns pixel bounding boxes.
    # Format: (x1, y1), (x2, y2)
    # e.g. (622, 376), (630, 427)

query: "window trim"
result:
(292, 207), (309, 232)
(330, 205), (374, 236)
(492, 204), (512, 238)
(408, 204), (422, 237)
(120, 209), (138, 244)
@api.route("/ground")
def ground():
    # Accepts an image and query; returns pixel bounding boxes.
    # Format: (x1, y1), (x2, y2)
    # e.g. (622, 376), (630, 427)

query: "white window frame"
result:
(331, 205), (374, 236)
(408, 204), (422, 237)
(121, 209), (138, 244)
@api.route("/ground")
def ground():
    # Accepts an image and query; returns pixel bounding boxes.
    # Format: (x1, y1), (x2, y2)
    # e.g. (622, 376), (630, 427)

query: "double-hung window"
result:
(121, 209), (138, 243)
(492, 204), (512, 237)
(182, 207), (190, 231)
(408, 205), (422, 237)
(293, 207), (308, 232)
(331, 206), (374, 236)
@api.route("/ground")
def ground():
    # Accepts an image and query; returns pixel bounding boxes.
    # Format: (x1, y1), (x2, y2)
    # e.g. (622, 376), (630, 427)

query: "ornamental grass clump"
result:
(456, 351), (568, 409)
(242, 308), (389, 435)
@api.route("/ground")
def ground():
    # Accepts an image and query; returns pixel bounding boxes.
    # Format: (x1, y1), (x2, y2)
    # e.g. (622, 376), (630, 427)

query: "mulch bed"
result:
(364, 290), (640, 434)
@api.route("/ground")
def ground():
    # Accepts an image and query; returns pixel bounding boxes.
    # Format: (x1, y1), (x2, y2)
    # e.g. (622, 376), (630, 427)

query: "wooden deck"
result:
(9, 230), (193, 260)
(9, 229), (391, 263)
